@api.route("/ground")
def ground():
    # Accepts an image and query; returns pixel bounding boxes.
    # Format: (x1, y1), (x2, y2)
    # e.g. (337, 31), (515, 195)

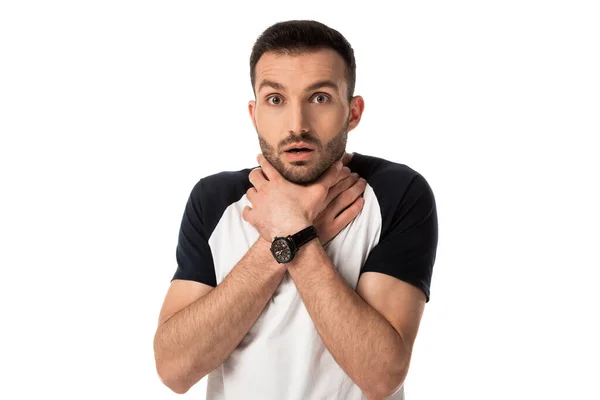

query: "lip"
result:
(283, 149), (315, 162)
(283, 142), (316, 152)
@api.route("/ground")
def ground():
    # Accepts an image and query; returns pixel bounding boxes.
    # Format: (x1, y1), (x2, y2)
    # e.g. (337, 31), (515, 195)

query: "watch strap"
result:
(289, 225), (319, 249)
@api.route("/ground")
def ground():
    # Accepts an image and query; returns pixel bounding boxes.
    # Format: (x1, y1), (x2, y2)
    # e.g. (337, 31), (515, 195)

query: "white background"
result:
(1, 1), (598, 399)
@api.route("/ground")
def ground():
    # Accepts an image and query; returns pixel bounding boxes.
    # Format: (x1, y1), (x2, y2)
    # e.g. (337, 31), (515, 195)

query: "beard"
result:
(257, 114), (350, 185)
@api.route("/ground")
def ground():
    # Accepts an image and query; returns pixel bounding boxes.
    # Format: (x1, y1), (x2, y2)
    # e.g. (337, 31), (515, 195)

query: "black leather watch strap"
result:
(289, 225), (319, 249)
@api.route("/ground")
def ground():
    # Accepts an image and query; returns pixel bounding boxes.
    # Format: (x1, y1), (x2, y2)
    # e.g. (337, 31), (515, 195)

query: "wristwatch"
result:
(270, 225), (319, 264)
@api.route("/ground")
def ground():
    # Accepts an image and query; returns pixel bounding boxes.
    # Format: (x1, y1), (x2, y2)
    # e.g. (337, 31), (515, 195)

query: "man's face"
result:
(248, 48), (364, 184)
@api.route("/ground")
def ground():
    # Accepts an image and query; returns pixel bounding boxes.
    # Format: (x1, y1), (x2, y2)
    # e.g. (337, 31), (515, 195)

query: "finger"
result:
(330, 165), (351, 190)
(257, 154), (281, 182)
(246, 186), (257, 204)
(329, 171), (356, 202)
(242, 205), (252, 222)
(325, 172), (359, 205)
(333, 196), (365, 228)
(329, 177), (367, 217)
(315, 159), (344, 190)
(341, 151), (353, 165)
(249, 167), (268, 191)
(337, 165), (352, 182)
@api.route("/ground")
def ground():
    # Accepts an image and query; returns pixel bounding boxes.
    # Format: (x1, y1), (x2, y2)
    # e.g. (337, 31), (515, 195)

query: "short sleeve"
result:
(360, 173), (438, 302)
(172, 179), (217, 287)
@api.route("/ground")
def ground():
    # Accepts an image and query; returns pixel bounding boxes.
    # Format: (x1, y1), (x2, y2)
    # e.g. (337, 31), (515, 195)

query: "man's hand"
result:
(243, 153), (350, 243)
(314, 170), (367, 246)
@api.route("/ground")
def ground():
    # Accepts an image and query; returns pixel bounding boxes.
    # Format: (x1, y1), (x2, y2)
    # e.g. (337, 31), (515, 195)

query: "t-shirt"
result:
(171, 152), (439, 400)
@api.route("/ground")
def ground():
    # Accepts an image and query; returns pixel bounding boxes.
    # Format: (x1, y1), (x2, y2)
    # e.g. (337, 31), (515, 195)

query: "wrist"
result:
(269, 224), (320, 265)
(252, 237), (288, 274)
(272, 219), (312, 240)
(286, 238), (322, 268)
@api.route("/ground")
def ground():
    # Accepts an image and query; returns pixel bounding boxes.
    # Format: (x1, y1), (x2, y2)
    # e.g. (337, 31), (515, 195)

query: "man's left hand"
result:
(243, 154), (349, 243)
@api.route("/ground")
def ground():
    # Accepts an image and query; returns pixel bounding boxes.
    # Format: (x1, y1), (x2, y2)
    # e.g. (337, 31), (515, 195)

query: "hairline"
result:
(251, 48), (354, 101)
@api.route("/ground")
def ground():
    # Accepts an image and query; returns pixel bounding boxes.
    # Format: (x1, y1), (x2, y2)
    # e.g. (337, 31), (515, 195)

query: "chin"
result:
(282, 163), (326, 185)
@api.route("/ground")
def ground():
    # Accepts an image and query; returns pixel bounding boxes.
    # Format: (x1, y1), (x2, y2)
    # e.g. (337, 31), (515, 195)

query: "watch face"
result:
(272, 238), (292, 263)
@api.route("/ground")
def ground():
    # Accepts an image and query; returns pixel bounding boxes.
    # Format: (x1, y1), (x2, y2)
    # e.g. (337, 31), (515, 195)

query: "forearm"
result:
(287, 240), (409, 400)
(154, 238), (285, 393)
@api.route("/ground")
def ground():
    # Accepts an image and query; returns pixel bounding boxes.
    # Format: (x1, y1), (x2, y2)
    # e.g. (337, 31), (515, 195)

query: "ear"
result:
(347, 95), (365, 132)
(248, 100), (257, 130)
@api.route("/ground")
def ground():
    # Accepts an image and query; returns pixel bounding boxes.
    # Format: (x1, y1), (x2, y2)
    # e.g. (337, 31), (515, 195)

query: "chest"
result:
(209, 184), (382, 291)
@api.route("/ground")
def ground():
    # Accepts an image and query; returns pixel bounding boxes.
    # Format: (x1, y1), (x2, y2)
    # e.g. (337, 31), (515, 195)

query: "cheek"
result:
(308, 107), (346, 132)
(256, 105), (346, 140)
(255, 108), (283, 137)
(255, 111), (282, 152)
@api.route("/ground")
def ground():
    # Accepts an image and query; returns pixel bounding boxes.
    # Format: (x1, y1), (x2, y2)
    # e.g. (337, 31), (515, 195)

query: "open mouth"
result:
(284, 147), (315, 161)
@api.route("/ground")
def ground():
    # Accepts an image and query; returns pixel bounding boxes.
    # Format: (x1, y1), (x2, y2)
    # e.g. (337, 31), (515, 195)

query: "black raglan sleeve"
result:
(360, 173), (438, 302)
(171, 179), (217, 287)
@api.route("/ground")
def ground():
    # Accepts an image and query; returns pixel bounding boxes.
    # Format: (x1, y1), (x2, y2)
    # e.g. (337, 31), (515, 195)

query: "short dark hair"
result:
(249, 20), (356, 102)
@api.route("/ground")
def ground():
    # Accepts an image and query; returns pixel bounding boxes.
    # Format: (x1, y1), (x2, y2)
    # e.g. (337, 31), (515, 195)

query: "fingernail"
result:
(360, 177), (366, 183)
(343, 166), (350, 174)
(352, 172), (359, 179)
(336, 160), (343, 170)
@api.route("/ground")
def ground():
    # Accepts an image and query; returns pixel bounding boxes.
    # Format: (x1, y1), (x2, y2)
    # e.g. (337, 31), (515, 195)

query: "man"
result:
(153, 20), (438, 400)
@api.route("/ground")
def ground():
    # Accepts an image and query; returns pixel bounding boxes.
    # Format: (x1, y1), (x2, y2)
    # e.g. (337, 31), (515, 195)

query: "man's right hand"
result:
(314, 157), (367, 246)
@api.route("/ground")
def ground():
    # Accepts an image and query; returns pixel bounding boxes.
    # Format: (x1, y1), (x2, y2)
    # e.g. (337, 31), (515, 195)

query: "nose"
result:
(287, 103), (310, 135)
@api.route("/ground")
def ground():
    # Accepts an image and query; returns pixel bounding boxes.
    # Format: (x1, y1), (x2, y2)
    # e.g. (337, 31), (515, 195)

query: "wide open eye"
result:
(311, 94), (331, 104)
(267, 95), (283, 105)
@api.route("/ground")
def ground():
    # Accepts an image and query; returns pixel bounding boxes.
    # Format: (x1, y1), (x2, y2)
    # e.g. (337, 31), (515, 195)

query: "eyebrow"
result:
(257, 79), (339, 93)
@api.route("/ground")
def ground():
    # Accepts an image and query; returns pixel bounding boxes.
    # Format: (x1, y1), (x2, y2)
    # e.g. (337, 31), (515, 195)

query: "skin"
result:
(153, 162), (366, 394)
(245, 156), (426, 399)
(243, 49), (427, 399)
(155, 48), (426, 400)
(154, 161), (365, 394)
(153, 48), (367, 394)
(248, 48), (365, 184)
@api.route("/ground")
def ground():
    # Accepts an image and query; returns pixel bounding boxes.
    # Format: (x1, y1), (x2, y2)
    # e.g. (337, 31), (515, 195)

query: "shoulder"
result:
(187, 167), (255, 231)
(349, 152), (437, 239)
(348, 152), (434, 203)
(190, 168), (254, 202)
